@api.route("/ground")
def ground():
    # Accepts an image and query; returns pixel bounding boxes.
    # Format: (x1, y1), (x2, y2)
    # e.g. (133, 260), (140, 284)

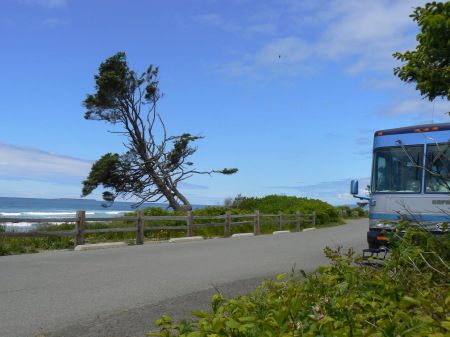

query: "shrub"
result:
(351, 207), (365, 216)
(149, 225), (450, 336)
(335, 206), (367, 218)
(231, 195), (339, 226)
(192, 207), (255, 237)
(335, 206), (351, 213)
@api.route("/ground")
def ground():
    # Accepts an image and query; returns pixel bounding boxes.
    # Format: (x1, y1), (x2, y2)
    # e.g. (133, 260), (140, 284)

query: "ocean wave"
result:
(1, 222), (68, 231)
(0, 212), (129, 225)
(21, 211), (125, 216)
(0, 210), (129, 225)
(24, 212), (77, 216)
(2, 222), (36, 229)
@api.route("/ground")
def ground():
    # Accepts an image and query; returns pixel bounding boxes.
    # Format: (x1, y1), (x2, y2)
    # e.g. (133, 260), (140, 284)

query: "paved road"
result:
(0, 219), (368, 337)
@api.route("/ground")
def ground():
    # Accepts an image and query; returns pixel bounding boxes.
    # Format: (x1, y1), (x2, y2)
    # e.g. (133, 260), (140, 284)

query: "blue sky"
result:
(1, 0), (450, 206)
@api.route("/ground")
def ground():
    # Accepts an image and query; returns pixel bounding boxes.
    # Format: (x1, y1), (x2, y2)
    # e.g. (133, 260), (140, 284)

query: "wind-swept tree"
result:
(393, 1), (450, 102)
(81, 52), (237, 211)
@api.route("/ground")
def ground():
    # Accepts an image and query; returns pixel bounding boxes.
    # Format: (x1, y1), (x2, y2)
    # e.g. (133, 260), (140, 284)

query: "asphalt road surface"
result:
(0, 219), (368, 337)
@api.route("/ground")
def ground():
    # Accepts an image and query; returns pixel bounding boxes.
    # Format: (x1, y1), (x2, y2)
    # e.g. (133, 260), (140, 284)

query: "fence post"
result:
(312, 211), (316, 227)
(187, 211), (194, 237)
(75, 210), (85, 247)
(278, 211), (282, 231)
(295, 211), (301, 232)
(254, 210), (260, 235)
(224, 211), (231, 238)
(136, 210), (144, 245)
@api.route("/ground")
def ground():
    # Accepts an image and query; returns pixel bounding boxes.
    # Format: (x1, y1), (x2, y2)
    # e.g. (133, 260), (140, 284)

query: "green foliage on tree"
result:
(393, 2), (450, 102)
(81, 52), (237, 211)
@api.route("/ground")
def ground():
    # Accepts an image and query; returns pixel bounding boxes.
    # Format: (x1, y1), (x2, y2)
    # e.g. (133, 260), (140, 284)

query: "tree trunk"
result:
(169, 185), (192, 212)
(144, 161), (193, 212)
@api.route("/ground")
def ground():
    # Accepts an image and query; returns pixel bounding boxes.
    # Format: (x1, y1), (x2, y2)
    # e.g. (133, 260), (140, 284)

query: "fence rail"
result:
(0, 210), (316, 248)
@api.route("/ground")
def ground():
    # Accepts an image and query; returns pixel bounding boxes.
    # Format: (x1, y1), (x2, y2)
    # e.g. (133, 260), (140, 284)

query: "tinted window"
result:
(372, 146), (423, 193)
(425, 143), (450, 193)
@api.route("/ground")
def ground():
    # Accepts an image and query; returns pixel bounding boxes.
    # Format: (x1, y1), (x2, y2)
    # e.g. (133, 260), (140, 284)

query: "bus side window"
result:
(426, 144), (450, 192)
(372, 145), (422, 193)
(375, 157), (386, 191)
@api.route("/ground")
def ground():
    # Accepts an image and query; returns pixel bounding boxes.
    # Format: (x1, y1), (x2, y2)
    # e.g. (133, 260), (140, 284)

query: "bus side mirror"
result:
(350, 180), (359, 195)
(350, 180), (375, 205)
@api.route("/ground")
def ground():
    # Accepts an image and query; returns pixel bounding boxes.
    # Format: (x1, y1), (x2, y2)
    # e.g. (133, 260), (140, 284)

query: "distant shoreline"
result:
(55, 198), (97, 201)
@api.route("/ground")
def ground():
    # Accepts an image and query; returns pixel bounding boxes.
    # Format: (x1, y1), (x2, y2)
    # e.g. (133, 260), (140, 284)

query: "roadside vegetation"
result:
(148, 222), (450, 336)
(0, 195), (365, 256)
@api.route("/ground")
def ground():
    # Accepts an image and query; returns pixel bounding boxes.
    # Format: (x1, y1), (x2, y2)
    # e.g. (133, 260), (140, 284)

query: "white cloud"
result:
(0, 179), (86, 199)
(216, 37), (316, 79)
(212, 0), (424, 79)
(0, 143), (212, 200)
(255, 37), (312, 64)
(309, 0), (422, 75)
(382, 99), (450, 122)
(0, 143), (91, 183)
(319, 1), (414, 54)
(265, 177), (371, 205)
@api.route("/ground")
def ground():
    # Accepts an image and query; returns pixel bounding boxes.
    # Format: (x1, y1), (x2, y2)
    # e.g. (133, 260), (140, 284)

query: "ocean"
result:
(0, 197), (189, 230)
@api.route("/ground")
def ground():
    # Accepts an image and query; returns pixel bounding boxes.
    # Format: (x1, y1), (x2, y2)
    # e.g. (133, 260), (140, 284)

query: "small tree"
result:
(81, 52), (237, 211)
(393, 2), (450, 102)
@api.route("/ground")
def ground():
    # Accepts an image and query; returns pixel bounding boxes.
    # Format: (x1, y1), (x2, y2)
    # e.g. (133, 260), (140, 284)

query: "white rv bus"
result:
(351, 123), (450, 250)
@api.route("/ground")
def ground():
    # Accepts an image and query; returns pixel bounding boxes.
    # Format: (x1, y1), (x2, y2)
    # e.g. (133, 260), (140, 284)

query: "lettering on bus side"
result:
(432, 200), (450, 205)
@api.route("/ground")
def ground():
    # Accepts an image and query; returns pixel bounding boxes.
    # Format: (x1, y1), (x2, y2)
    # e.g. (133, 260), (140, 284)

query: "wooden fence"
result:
(0, 210), (316, 248)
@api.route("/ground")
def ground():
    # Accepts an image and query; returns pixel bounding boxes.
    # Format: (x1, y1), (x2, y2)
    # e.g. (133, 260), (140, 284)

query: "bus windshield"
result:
(425, 143), (450, 193)
(372, 146), (423, 193)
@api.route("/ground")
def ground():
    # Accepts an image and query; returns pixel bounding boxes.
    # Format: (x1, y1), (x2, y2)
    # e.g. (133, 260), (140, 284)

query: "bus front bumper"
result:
(367, 229), (390, 249)
(367, 228), (447, 249)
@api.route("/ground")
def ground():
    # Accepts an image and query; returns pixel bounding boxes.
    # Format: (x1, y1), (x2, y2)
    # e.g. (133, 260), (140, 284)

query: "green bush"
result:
(335, 206), (366, 218)
(149, 224), (450, 336)
(233, 194), (304, 213)
(192, 207), (255, 237)
(141, 207), (186, 217)
(125, 207), (187, 240)
(336, 205), (350, 217)
(351, 207), (365, 216)
(230, 195), (340, 226)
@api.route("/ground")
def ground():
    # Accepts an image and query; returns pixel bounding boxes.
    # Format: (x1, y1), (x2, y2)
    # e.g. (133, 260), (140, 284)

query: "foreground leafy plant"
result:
(149, 226), (449, 336)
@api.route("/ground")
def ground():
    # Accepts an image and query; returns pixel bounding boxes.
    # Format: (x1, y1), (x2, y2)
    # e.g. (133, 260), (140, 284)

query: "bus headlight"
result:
(376, 222), (393, 229)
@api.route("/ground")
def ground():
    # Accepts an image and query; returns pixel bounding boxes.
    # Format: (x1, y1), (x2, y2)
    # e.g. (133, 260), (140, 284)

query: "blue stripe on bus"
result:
(370, 213), (450, 222)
